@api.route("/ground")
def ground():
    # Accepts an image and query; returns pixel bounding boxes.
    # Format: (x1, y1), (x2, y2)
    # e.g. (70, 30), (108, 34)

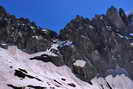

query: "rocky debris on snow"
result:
(0, 47), (133, 89)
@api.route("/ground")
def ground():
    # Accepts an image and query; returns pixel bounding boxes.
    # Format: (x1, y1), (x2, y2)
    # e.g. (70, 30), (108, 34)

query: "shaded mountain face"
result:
(59, 7), (133, 82)
(0, 6), (58, 53)
(0, 6), (133, 87)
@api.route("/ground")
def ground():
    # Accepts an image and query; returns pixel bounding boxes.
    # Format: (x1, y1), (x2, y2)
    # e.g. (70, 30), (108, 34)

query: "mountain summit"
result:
(0, 6), (133, 89)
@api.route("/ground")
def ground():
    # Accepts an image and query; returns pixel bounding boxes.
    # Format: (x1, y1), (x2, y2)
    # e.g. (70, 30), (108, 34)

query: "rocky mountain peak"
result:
(0, 6), (58, 53)
(0, 6), (7, 16)
(59, 6), (133, 82)
(0, 6), (133, 89)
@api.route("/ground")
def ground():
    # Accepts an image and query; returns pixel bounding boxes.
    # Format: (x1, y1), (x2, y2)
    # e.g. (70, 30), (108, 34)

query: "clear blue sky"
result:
(0, 0), (133, 31)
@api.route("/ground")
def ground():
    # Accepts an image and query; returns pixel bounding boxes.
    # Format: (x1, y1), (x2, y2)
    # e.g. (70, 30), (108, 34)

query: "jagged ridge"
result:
(0, 6), (133, 89)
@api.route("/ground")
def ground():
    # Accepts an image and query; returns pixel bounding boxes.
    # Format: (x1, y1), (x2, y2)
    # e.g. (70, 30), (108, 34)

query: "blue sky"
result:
(0, 0), (133, 31)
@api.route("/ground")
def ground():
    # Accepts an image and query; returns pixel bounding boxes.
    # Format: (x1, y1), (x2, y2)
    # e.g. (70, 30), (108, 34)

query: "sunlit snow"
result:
(0, 46), (133, 89)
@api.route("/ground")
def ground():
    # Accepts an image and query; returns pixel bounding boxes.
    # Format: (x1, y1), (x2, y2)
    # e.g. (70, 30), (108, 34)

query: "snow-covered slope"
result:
(0, 46), (133, 89)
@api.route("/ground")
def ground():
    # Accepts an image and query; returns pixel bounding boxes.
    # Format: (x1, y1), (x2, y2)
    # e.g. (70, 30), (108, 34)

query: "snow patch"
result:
(106, 25), (112, 31)
(41, 40), (74, 57)
(30, 26), (36, 30)
(89, 25), (94, 29)
(129, 42), (133, 47)
(73, 60), (86, 67)
(129, 33), (133, 36)
(58, 40), (73, 48)
(32, 35), (43, 40)
(8, 46), (17, 56)
(43, 49), (58, 57)
(51, 43), (59, 50)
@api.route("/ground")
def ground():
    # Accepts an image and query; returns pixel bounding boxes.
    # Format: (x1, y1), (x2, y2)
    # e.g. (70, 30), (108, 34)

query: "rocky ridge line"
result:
(0, 6), (133, 86)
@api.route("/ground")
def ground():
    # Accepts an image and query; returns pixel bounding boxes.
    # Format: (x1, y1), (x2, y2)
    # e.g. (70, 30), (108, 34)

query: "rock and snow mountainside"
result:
(1, 46), (133, 89)
(0, 6), (133, 89)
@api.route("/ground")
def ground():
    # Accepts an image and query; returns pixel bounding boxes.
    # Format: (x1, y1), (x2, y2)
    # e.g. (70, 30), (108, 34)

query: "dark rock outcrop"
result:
(14, 68), (42, 81)
(7, 84), (24, 89)
(59, 7), (133, 82)
(0, 8), (58, 53)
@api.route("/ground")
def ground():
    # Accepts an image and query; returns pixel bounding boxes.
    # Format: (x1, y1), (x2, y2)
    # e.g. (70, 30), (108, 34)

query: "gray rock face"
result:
(0, 6), (133, 86)
(0, 7), (58, 53)
(59, 7), (133, 82)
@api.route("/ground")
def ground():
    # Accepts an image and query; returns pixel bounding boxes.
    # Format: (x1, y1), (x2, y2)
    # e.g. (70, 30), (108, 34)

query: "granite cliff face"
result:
(0, 6), (133, 89)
